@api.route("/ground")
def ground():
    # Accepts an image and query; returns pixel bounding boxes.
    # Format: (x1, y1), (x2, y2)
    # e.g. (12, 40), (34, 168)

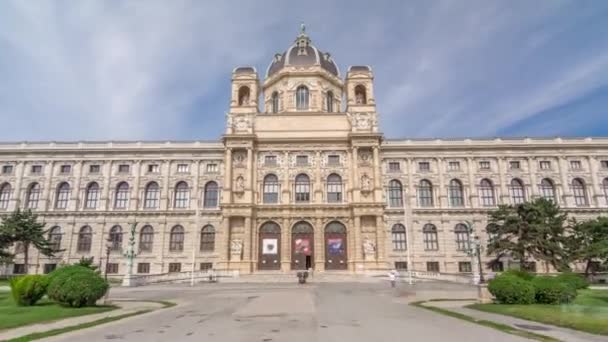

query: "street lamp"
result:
(104, 238), (112, 282)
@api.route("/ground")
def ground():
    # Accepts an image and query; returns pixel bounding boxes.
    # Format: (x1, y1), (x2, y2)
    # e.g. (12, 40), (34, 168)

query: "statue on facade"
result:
(361, 174), (372, 192)
(363, 239), (376, 260)
(235, 176), (245, 192)
(230, 239), (243, 260)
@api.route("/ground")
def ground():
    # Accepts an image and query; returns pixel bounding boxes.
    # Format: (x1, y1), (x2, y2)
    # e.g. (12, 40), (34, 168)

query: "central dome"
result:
(266, 26), (339, 78)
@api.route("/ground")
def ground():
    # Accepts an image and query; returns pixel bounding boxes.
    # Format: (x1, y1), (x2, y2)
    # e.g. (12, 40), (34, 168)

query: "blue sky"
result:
(1, 0), (608, 141)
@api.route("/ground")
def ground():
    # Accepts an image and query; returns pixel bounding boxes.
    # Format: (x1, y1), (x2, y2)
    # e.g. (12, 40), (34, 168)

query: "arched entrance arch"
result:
(258, 221), (281, 270)
(325, 221), (347, 270)
(291, 221), (314, 270)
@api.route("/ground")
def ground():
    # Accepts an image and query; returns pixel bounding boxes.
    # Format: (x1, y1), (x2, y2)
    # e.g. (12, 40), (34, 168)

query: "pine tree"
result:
(569, 217), (608, 277)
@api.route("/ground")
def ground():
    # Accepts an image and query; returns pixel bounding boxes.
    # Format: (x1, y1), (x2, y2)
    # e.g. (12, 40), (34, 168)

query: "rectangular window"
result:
(418, 162), (430, 172)
(570, 160), (582, 170)
(118, 164), (130, 173)
(200, 262), (213, 271)
(601, 160), (608, 169)
(426, 262), (440, 273)
(168, 263), (181, 273)
(31, 165), (42, 174)
(206, 163), (218, 173)
(2, 165), (13, 174)
(458, 262), (472, 273)
(106, 263), (119, 274)
(509, 161), (520, 170)
(147, 164), (159, 173)
(89, 164), (100, 173)
(137, 263), (150, 274)
(327, 155), (340, 165)
(539, 160), (551, 170)
(296, 155), (308, 166)
(388, 162), (400, 172)
(43, 264), (57, 274)
(491, 262), (504, 272)
(394, 262), (408, 271)
(60, 165), (71, 174)
(479, 161), (490, 170)
(264, 155), (277, 166)
(13, 264), (26, 274)
(177, 163), (189, 173)
(447, 161), (460, 171)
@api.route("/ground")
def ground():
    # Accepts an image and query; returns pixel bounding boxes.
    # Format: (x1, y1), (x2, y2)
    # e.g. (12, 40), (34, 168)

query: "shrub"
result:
(503, 269), (535, 281)
(47, 265), (108, 307)
(555, 272), (589, 290)
(488, 273), (536, 304)
(532, 276), (577, 304)
(9, 275), (49, 306)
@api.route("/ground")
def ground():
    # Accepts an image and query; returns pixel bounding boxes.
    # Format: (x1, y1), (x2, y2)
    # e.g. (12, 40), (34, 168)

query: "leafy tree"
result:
(568, 217), (608, 277)
(74, 256), (99, 272)
(486, 198), (571, 272)
(0, 209), (57, 273)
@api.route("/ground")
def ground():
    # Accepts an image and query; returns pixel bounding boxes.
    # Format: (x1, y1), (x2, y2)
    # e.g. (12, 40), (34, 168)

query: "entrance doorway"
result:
(258, 221), (281, 270)
(291, 221), (314, 270)
(325, 221), (347, 270)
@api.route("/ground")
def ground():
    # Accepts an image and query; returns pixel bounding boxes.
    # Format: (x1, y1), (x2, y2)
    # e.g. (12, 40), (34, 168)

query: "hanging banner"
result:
(327, 238), (344, 256)
(294, 238), (311, 255)
(262, 238), (278, 255)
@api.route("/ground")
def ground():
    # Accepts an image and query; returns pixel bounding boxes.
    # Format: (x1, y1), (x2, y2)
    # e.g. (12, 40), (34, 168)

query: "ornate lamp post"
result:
(121, 222), (138, 287)
(104, 238), (112, 281)
(465, 221), (485, 285)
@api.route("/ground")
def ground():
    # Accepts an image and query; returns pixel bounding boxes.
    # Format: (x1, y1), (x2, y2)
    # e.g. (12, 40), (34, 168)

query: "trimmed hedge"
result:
(555, 272), (589, 290)
(502, 269), (535, 281)
(532, 276), (577, 304)
(488, 274), (536, 304)
(47, 265), (108, 307)
(9, 275), (49, 306)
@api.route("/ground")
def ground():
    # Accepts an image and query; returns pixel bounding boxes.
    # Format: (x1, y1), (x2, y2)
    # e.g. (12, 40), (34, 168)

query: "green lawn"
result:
(0, 291), (116, 331)
(469, 289), (608, 335)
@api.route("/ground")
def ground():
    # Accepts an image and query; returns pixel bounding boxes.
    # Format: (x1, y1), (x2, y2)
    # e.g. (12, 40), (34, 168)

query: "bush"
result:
(503, 269), (535, 281)
(532, 276), (577, 304)
(47, 265), (108, 307)
(555, 272), (589, 290)
(488, 274), (536, 304)
(9, 275), (49, 306)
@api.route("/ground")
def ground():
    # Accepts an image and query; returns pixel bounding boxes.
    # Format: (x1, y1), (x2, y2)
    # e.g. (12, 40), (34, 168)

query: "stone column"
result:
(436, 157), (445, 208)
(588, 156), (601, 207)
(405, 158), (416, 208)
(102, 162), (112, 210)
(527, 157), (538, 199)
(223, 148), (232, 204)
(466, 158), (477, 207)
(12, 161), (25, 210)
(246, 148), (254, 203)
(41, 161), (55, 211)
(219, 217), (230, 268)
(351, 147), (359, 202)
(281, 217), (290, 271)
(373, 146), (382, 201)
(131, 161), (142, 210)
(243, 216), (252, 273)
(314, 217), (324, 271)
(558, 157), (572, 207)
(376, 215), (386, 265)
(70, 161), (84, 211)
(282, 152), (289, 204)
(353, 216), (361, 266)
(497, 157), (509, 204)
(192, 160), (201, 210)
(161, 160), (171, 210)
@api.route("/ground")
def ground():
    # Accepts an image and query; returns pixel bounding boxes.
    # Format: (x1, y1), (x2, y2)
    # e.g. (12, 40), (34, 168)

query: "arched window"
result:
(0, 183), (11, 209)
(423, 224), (439, 251)
(448, 179), (464, 207)
(387, 180), (403, 208)
(479, 179), (495, 206)
(326, 91), (334, 112)
(391, 224), (407, 251)
(85, 182), (99, 209)
(238, 86), (250, 106)
(539, 178), (556, 201)
(109, 225), (122, 251)
(174, 181), (189, 208)
(169, 225), (184, 252)
(454, 224), (470, 251)
(327, 174), (343, 203)
(354, 85), (367, 104)
(295, 174), (310, 203)
(144, 182), (160, 209)
(77, 226), (92, 252)
(204, 181), (219, 208)
(200, 225), (215, 252)
(55, 182), (70, 209)
(271, 91), (279, 113)
(48, 226), (62, 251)
(26, 183), (41, 209)
(418, 180), (433, 207)
(263, 175), (279, 204)
(510, 179), (526, 204)
(572, 178), (588, 206)
(115, 182), (129, 209)
(603, 178), (608, 203)
(296, 85), (309, 110)
(139, 225), (154, 252)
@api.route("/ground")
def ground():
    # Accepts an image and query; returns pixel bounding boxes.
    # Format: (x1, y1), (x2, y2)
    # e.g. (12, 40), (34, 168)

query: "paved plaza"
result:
(41, 282), (530, 342)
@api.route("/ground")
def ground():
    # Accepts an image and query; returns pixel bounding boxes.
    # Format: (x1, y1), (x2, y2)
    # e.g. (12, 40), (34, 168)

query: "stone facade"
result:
(1, 29), (608, 276)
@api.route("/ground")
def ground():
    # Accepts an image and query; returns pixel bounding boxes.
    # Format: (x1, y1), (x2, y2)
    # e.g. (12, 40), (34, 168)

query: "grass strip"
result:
(410, 301), (560, 342)
(4, 300), (176, 342)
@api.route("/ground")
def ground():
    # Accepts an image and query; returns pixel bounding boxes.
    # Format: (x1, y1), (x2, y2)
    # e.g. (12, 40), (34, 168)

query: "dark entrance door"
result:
(291, 221), (314, 270)
(325, 221), (347, 270)
(258, 221), (281, 270)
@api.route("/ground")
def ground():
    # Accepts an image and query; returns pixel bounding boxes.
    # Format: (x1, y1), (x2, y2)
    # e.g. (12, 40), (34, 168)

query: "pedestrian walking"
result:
(388, 269), (397, 288)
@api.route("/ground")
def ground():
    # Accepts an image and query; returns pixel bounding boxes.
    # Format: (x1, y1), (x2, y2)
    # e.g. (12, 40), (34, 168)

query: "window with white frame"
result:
(387, 180), (403, 207)
(174, 181), (189, 208)
(204, 181), (219, 208)
(264, 156), (277, 166)
(0, 183), (11, 209)
(177, 163), (189, 173)
(143, 182), (160, 209)
(294, 174), (310, 203)
(388, 162), (400, 172)
(448, 179), (464, 207)
(296, 155), (308, 166)
(447, 161), (460, 171)
(115, 182), (129, 209)
(418, 180), (433, 207)
(31, 165), (42, 174)
(539, 178), (556, 201)
(263, 175), (279, 204)
(539, 160), (551, 170)
(55, 182), (70, 209)
(479, 179), (495, 206)
(479, 161), (490, 170)
(2, 165), (13, 174)
(118, 164), (130, 173)
(510, 179), (526, 204)
(326, 174), (342, 203)
(572, 178), (588, 206)
(85, 182), (99, 209)
(391, 224), (407, 251)
(147, 164), (159, 173)
(60, 165), (71, 174)
(89, 164), (100, 173)
(26, 183), (41, 209)
(418, 162), (430, 172)
(206, 163), (218, 173)
(570, 160), (582, 170)
(601, 160), (608, 169)
(454, 224), (470, 251)
(509, 161), (521, 170)
(327, 155), (340, 165)
(423, 224), (439, 251)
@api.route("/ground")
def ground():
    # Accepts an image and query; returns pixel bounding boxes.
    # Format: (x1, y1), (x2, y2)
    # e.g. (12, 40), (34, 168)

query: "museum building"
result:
(1, 28), (608, 277)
